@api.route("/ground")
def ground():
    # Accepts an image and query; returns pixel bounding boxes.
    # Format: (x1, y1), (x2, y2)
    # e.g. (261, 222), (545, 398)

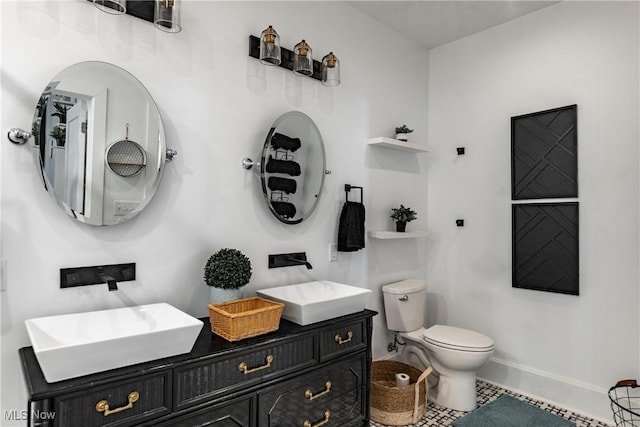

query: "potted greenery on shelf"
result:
(204, 248), (252, 303)
(49, 125), (66, 146)
(395, 124), (414, 142)
(390, 204), (417, 232)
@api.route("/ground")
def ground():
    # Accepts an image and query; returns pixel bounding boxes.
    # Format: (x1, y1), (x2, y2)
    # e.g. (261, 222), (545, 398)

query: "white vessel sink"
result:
(25, 303), (203, 383)
(256, 281), (372, 325)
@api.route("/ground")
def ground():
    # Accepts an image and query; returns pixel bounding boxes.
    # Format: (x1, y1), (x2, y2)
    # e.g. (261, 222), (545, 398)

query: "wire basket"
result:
(610, 379), (640, 426)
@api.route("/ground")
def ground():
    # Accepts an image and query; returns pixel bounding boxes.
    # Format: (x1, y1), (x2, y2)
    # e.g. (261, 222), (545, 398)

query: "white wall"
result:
(427, 1), (639, 422)
(0, 1), (429, 424)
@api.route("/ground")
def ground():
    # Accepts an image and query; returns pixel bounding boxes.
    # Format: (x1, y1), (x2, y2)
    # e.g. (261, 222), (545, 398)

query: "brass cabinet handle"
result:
(303, 410), (330, 427)
(95, 391), (139, 416)
(304, 381), (332, 400)
(238, 354), (274, 375)
(334, 331), (353, 345)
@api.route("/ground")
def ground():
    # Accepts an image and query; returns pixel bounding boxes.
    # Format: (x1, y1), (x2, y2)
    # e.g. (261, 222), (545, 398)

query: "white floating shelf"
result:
(367, 137), (428, 153)
(368, 230), (428, 239)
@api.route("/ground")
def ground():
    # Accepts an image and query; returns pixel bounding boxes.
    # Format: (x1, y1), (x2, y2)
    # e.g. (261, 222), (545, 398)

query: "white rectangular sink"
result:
(25, 303), (203, 383)
(256, 281), (372, 325)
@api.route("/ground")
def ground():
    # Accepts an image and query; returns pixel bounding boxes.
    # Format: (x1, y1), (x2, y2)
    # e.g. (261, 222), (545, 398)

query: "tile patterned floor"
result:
(370, 379), (613, 427)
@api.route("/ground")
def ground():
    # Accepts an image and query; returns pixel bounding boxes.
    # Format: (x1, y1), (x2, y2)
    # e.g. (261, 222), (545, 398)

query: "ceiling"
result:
(347, 1), (559, 49)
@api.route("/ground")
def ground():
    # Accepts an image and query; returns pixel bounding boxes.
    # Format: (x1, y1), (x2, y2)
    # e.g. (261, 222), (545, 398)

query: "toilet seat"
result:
(423, 325), (494, 353)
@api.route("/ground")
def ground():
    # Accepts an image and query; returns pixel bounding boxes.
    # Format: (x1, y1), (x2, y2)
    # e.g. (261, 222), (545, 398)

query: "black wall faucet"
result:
(97, 269), (118, 291)
(60, 263), (136, 291)
(285, 256), (313, 270)
(268, 252), (313, 270)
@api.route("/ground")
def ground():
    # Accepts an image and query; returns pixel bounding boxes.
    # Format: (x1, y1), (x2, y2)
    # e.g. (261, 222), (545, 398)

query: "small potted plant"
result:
(204, 248), (252, 303)
(390, 204), (417, 232)
(395, 124), (413, 142)
(49, 125), (66, 146)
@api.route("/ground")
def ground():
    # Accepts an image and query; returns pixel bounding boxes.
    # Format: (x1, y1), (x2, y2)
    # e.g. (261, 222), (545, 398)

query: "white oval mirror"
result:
(259, 111), (326, 224)
(31, 61), (167, 226)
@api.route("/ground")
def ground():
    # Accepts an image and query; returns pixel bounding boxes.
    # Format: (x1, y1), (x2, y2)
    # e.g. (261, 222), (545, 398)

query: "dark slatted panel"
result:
(319, 320), (366, 362)
(512, 203), (579, 295)
(511, 105), (577, 200)
(161, 395), (254, 427)
(176, 336), (316, 408)
(55, 373), (170, 427)
(259, 356), (365, 427)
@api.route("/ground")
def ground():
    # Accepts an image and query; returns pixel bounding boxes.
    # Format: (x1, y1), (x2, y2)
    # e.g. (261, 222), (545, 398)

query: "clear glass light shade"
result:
(259, 26), (281, 65)
(154, 0), (182, 33)
(93, 0), (126, 14)
(293, 40), (313, 76)
(322, 52), (340, 86)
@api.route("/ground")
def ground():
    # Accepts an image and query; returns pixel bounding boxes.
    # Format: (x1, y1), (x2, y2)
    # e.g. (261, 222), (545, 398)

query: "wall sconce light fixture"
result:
(89, 0), (181, 33)
(322, 52), (340, 87)
(249, 30), (340, 86)
(259, 26), (281, 65)
(93, 0), (126, 14)
(293, 40), (313, 76)
(154, 0), (181, 33)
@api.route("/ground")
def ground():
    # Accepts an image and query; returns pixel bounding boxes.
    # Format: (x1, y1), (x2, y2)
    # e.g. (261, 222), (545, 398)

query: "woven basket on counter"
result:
(208, 297), (284, 341)
(370, 360), (433, 425)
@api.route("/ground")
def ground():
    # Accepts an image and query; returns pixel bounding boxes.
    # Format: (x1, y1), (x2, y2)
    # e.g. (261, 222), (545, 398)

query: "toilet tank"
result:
(382, 279), (426, 332)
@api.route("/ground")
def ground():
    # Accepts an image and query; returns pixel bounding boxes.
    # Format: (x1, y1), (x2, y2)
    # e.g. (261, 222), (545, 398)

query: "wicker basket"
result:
(370, 360), (433, 425)
(208, 297), (284, 341)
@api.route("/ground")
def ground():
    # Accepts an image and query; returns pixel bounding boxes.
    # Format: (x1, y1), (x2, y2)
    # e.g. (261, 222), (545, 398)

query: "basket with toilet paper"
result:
(610, 379), (640, 426)
(370, 360), (433, 425)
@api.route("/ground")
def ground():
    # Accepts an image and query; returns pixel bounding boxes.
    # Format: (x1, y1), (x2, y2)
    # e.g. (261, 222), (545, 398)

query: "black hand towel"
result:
(271, 133), (301, 152)
(271, 201), (297, 219)
(268, 176), (297, 194)
(266, 155), (301, 176)
(338, 201), (366, 252)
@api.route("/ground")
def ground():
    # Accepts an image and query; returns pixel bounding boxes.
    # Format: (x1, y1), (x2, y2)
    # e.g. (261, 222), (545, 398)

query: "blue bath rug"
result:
(452, 394), (575, 427)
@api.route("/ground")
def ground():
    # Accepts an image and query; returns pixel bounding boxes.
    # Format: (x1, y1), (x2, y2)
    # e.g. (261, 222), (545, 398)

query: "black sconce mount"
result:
(249, 36), (323, 82)
(85, 0), (154, 23)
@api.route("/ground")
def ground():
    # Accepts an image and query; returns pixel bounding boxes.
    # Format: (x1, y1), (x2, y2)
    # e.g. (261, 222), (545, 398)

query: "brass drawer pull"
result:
(303, 410), (330, 427)
(95, 391), (139, 416)
(334, 331), (353, 345)
(304, 381), (332, 400)
(238, 354), (274, 375)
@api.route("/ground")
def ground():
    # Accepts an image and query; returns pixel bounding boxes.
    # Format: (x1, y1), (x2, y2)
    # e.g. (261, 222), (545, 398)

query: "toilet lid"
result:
(423, 325), (494, 352)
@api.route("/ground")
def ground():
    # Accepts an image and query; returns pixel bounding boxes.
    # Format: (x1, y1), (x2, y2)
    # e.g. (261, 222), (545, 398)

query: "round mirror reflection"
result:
(31, 61), (167, 226)
(260, 112), (326, 224)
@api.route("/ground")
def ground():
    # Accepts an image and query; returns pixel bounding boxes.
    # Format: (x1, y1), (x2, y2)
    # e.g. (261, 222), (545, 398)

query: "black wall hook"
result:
(457, 147), (466, 155)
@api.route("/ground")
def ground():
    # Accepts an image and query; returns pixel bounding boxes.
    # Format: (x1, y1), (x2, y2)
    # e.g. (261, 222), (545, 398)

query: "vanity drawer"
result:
(175, 335), (317, 409)
(54, 372), (171, 427)
(258, 355), (365, 426)
(261, 385), (363, 427)
(319, 320), (366, 361)
(155, 394), (255, 427)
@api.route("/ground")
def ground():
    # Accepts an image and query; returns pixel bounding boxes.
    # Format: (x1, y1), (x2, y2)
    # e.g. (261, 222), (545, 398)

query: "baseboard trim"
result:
(478, 357), (614, 425)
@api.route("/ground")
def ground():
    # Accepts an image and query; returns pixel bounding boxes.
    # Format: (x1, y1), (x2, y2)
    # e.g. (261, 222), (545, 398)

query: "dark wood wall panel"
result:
(511, 105), (577, 200)
(512, 202), (579, 295)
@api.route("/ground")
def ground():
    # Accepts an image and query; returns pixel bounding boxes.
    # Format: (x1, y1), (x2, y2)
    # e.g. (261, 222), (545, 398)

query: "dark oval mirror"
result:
(31, 61), (167, 226)
(260, 112), (326, 224)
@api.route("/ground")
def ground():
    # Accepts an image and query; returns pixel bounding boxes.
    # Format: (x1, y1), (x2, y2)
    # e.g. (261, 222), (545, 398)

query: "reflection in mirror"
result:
(260, 111), (326, 224)
(31, 62), (168, 226)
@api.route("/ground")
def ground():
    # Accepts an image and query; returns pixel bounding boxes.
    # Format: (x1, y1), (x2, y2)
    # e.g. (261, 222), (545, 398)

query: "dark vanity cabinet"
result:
(19, 310), (376, 427)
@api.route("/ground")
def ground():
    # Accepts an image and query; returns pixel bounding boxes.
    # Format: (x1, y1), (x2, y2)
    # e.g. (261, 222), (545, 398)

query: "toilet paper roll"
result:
(396, 373), (410, 388)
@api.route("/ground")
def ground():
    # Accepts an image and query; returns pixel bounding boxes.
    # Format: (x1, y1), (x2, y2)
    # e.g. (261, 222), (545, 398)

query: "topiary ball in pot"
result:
(204, 248), (252, 303)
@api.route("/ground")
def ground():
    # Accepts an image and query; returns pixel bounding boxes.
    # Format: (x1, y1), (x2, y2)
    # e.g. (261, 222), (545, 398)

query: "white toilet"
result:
(382, 279), (494, 412)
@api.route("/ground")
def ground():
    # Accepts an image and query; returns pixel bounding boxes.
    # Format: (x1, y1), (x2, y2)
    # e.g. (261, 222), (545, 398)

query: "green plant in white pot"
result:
(204, 248), (252, 303)
(394, 124), (413, 142)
